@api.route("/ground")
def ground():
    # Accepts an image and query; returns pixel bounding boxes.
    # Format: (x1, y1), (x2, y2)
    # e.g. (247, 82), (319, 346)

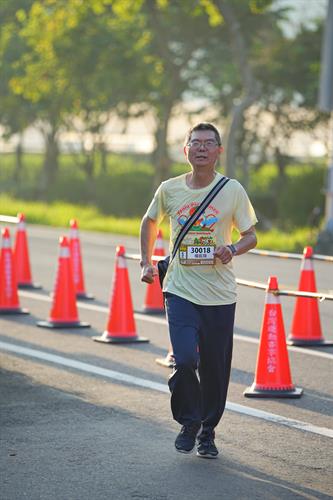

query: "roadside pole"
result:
(317, 0), (333, 254)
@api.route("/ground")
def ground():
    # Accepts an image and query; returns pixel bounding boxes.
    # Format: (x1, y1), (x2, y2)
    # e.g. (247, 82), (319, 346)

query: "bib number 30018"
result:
(179, 245), (216, 265)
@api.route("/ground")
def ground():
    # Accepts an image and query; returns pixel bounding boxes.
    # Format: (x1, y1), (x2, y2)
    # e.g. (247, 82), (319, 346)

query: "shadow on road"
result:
(1, 367), (331, 500)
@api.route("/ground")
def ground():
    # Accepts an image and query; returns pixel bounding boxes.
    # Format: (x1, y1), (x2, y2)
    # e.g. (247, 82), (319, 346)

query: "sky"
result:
(273, 0), (328, 37)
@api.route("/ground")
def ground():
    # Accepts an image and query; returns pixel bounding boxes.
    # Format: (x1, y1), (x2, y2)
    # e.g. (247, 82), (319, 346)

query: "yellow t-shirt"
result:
(145, 172), (258, 305)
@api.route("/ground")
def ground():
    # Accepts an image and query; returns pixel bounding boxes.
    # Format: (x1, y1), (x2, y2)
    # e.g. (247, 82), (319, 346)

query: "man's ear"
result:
(183, 146), (188, 157)
(219, 146), (224, 153)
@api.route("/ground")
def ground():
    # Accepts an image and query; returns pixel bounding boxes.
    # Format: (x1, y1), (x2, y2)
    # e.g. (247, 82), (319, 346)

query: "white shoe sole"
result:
(175, 445), (195, 454)
(196, 452), (218, 459)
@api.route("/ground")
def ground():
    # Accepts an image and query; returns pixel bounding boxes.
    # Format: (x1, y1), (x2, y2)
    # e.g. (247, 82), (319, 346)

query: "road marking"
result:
(0, 340), (332, 439)
(19, 290), (333, 361)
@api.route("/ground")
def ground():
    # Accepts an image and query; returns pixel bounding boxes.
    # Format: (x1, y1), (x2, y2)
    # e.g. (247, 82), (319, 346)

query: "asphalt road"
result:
(1, 224), (332, 500)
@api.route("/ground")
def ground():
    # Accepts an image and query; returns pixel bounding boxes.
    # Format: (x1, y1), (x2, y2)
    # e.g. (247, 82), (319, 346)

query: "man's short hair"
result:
(184, 122), (222, 147)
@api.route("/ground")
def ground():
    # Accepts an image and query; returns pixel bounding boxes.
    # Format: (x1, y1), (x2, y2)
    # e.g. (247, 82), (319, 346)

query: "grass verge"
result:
(0, 195), (317, 252)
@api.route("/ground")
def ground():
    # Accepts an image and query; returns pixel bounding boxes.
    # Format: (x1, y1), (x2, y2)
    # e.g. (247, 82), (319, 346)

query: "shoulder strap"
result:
(170, 176), (230, 261)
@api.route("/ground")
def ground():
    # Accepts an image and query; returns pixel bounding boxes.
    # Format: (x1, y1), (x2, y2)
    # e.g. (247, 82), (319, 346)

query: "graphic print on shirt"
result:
(176, 202), (220, 265)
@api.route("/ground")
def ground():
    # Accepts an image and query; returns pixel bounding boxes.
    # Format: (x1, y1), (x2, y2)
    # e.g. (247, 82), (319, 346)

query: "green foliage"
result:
(0, 0), (329, 196)
(0, 193), (317, 252)
(0, 153), (326, 231)
(0, 153), (156, 216)
(276, 165), (325, 227)
(256, 227), (317, 252)
(0, 193), (141, 236)
(256, 20), (324, 108)
(249, 163), (326, 229)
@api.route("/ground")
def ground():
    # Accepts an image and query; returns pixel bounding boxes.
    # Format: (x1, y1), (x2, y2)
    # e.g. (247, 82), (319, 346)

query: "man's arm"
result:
(214, 226), (257, 265)
(140, 215), (158, 284)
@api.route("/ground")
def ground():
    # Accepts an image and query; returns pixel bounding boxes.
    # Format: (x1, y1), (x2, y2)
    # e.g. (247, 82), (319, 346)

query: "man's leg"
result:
(197, 302), (236, 457)
(165, 293), (201, 425)
(165, 293), (201, 453)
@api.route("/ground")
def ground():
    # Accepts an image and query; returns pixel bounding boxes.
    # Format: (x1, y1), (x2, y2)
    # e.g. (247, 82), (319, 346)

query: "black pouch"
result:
(157, 255), (170, 288)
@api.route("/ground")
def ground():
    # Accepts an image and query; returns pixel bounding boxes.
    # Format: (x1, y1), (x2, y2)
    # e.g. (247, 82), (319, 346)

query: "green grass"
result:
(254, 227), (316, 252)
(0, 195), (141, 236)
(0, 195), (317, 252)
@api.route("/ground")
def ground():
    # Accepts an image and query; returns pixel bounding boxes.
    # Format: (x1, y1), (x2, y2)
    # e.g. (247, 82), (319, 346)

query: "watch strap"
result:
(227, 244), (237, 255)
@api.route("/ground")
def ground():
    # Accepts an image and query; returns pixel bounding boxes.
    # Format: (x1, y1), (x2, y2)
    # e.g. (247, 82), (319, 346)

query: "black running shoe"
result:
(175, 423), (201, 453)
(196, 432), (219, 459)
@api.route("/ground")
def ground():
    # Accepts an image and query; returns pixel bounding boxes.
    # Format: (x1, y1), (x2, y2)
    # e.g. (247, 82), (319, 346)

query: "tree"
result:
(0, 0), (36, 184)
(50, 0), (151, 186)
(230, 17), (328, 186)
(140, 1), (222, 185)
(3, 1), (78, 196)
(201, 0), (279, 179)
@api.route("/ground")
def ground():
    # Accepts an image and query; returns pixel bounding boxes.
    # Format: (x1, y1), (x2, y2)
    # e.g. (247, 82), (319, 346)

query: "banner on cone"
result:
(244, 276), (302, 398)
(69, 219), (94, 300)
(142, 229), (165, 314)
(0, 227), (29, 315)
(288, 246), (333, 347)
(14, 213), (41, 289)
(93, 245), (149, 344)
(37, 236), (90, 329)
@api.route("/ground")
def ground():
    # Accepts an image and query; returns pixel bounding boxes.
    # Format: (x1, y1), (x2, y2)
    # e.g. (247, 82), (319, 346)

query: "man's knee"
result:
(174, 354), (198, 371)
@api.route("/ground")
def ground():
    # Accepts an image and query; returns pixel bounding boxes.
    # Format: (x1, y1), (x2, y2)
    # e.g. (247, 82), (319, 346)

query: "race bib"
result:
(179, 244), (216, 265)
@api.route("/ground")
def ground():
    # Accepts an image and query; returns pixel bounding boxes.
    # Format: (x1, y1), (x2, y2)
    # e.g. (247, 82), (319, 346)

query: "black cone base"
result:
(77, 292), (95, 301)
(0, 308), (29, 315)
(287, 337), (333, 347)
(18, 283), (42, 290)
(142, 307), (165, 315)
(93, 332), (149, 344)
(37, 320), (90, 329)
(244, 383), (303, 398)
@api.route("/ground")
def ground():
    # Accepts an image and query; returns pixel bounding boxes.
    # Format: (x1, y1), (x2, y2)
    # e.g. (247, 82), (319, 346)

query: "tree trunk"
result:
(83, 153), (95, 180)
(38, 128), (59, 198)
(100, 142), (108, 174)
(13, 135), (23, 186)
(216, 0), (261, 179)
(152, 103), (173, 187)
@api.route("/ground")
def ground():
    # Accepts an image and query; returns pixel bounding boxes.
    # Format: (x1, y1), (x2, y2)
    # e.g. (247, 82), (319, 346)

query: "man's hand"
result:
(214, 227), (257, 264)
(214, 245), (233, 264)
(140, 215), (158, 283)
(140, 263), (158, 284)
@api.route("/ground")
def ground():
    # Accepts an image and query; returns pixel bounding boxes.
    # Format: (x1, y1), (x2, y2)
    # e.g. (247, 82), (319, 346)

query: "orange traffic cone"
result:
(14, 213), (41, 289)
(37, 236), (90, 329)
(93, 245), (149, 343)
(0, 227), (29, 315)
(288, 246), (333, 346)
(142, 229), (165, 314)
(244, 276), (302, 398)
(69, 219), (94, 300)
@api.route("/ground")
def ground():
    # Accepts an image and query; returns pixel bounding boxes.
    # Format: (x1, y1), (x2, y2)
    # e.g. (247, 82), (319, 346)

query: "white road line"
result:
(0, 339), (332, 439)
(19, 290), (333, 361)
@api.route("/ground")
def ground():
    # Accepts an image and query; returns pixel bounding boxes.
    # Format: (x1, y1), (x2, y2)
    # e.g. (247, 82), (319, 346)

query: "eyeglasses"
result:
(187, 139), (219, 150)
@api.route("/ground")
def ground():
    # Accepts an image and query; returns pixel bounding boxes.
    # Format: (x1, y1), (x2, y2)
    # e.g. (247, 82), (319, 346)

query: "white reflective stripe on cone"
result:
(265, 292), (280, 305)
(301, 259), (313, 271)
(155, 238), (164, 249)
(17, 221), (26, 231)
(59, 247), (70, 258)
(2, 238), (11, 249)
(70, 229), (79, 239)
(117, 256), (127, 269)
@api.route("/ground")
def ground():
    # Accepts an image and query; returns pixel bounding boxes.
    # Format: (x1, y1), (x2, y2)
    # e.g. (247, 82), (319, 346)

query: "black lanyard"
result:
(170, 176), (230, 262)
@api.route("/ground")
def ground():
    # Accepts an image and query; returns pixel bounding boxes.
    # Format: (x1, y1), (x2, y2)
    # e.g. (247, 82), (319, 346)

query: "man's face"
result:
(184, 130), (223, 169)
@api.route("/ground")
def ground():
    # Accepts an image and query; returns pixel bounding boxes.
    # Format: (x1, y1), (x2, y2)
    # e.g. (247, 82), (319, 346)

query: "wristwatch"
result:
(227, 244), (237, 256)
